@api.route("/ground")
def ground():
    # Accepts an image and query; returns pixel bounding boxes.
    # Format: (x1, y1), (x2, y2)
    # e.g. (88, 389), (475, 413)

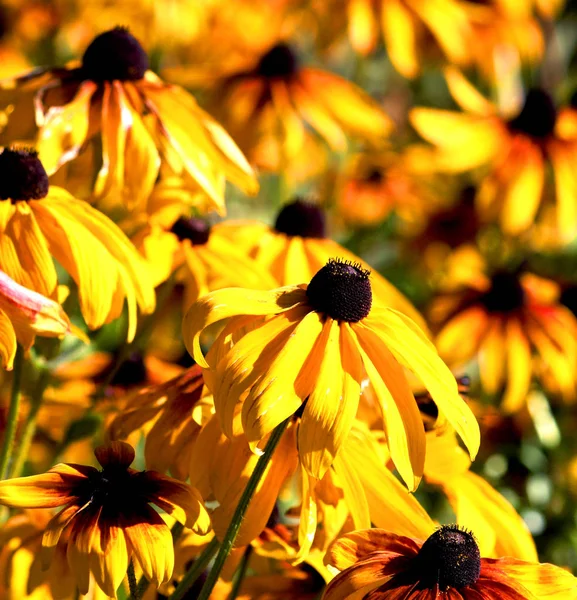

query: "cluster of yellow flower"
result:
(0, 1), (574, 599)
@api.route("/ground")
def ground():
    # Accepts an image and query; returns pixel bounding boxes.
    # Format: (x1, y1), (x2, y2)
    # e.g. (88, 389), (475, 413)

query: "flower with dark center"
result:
(82, 26), (149, 82)
(307, 259), (372, 322)
(274, 199), (326, 239)
(0, 441), (210, 597)
(324, 525), (577, 599)
(0, 148), (49, 201)
(508, 89), (557, 139)
(170, 217), (211, 245)
(480, 272), (525, 314)
(256, 43), (299, 78)
(184, 257), (479, 487)
(365, 167), (384, 184)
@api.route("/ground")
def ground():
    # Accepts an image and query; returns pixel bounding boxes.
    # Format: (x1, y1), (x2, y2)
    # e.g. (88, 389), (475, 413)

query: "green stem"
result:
(127, 560), (139, 600)
(0, 346), (24, 480)
(228, 545), (253, 600)
(9, 368), (51, 478)
(169, 536), (219, 600)
(196, 418), (290, 600)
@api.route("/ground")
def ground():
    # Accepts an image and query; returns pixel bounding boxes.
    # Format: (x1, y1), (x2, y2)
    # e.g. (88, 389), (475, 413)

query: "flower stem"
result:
(9, 367), (51, 478)
(0, 346), (23, 480)
(169, 536), (219, 600)
(196, 418), (290, 600)
(228, 545), (253, 600)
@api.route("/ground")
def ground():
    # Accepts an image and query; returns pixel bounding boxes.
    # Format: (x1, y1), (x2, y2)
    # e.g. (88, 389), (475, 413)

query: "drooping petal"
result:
(182, 285), (306, 368)
(381, 0), (419, 78)
(89, 516), (129, 598)
(444, 67), (495, 116)
(332, 448), (371, 531)
(41, 501), (90, 568)
(0, 309), (16, 369)
(478, 317), (506, 395)
(295, 469), (318, 563)
(501, 317), (532, 413)
(549, 141), (577, 242)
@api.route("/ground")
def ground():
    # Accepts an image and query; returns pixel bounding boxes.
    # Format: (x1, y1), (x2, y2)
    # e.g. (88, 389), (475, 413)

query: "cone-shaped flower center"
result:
(274, 199), (326, 238)
(426, 186), (478, 248)
(480, 272), (525, 313)
(170, 217), (211, 245)
(365, 168), (384, 184)
(0, 148), (49, 201)
(307, 259), (372, 322)
(417, 526), (481, 591)
(256, 43), (299, 78)
(82, 27), (149, 82)
(508, 88), (557, 139)
(82, 465), (138, 509)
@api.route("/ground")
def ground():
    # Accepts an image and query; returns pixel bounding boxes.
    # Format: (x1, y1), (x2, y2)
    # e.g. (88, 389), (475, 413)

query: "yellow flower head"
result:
(0, 27), (257, 215)
(0, 147), (155, 342)
(0, 440), (211, 597)
(324, 526), (577, 599)
(183, 258), (479, 490)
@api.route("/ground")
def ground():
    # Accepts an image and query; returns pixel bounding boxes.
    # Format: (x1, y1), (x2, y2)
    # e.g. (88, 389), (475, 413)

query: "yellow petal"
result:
(550, 142), (577, 242)
(479, 317), (506, 395)
(0, 309), (15, 369)
(332, 449), (370, 531)
(501, 318), (532, 413)
(348, 0), (378, 55)
(182, 285), (306, 368)
(381, 0), (419, 78)
(295, 469), (318, 563)
(444, 67), (495, 116)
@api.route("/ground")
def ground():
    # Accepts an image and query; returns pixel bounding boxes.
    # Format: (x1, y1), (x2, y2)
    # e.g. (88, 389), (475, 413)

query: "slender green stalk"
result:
(9, 368), (51, 478)
(169, 536), (219, 600)
(0, 346), (24, 480)
(196, 418), (290, 600)
(228, 545), (253, 600)
(127, 560), (139, 600)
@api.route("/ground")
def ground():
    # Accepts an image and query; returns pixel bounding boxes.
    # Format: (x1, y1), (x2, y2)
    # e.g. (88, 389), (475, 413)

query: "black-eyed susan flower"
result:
(430, 248), (577, 412)
(0, 147), (155, 342)
(198, 42), (392, 172)
(218, 199), (426, 328)
(0, 441), (211, 597)
(0, 27), (257, 214)
(411, 68), (577, 241)
(323, 526), (577, 599)
(184, 258), (479, 490)
(0, 268), (71, 369)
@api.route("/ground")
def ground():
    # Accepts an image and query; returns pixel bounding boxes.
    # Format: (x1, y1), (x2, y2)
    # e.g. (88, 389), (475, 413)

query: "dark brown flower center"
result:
(274, 199), (326, 238)
(560, 285), (577, 316)
(256, 43), (299, 78)
(170, 217), (211, 245)
(0, 148), (49, 201)
(480, 272), (525, 313)
(97, 351), (148, 387)
(307, 259), (372, 322)
(416, 525), (481, 591)
(508, 88), (557, 139)
(82, 27), (149, 82)
(365, 168), (384, 184)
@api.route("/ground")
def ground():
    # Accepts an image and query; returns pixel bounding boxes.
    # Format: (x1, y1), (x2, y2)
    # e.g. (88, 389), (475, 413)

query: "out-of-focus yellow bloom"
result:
(411, 68), (577, 241)
(0, 28), (257, 215)
(430, 248), (577, 412)
(0, 148), (155, 342)
(0, 441), (211, 597)
(184, 259), (479, 489)
(324, 526), (577, 600)
(0, 268), (71, 369)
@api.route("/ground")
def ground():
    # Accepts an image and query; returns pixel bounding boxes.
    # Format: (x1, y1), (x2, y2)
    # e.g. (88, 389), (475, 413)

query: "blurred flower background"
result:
(0, 0), (576, 599)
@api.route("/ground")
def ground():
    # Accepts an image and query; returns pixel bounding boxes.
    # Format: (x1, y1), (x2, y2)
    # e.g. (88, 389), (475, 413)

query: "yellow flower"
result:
(411, 68), (577, 241)
(0, 441), (211, 597)
(184, 258), (479, 489)
(0, 147), (155, 342)
(324, 526), (577, 599)
(430, 248), (577, 412)
(200, 42), (392, 172)
(0, 27), (257, 214)
(0, 268), (71, 369)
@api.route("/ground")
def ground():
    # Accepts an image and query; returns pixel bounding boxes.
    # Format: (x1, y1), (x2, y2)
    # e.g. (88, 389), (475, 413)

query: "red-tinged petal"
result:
(0, 463), (94, 508)
(89, 517), (129, 598)
(142, 472), (211, 534)
(329, 530), (421, 571)
(182, 285), (306, 368)
(473, 576), (533, 600)
(66, 505), (101, 595)
(94, 441), (135, 469)
(482, 557), (577, 599)
(41, 501), (90, 568)
(122, 505), (174, 586)
(36, 80), (97, 174)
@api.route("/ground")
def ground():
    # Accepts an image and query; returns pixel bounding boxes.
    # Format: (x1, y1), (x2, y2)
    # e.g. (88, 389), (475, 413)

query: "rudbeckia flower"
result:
(0, 27), (257, 214)
(184, 258), (479, 489)
(218, 199), (426, 328)
(323, 526), (577, 599)
(0, 147), (155, 342)
(0, 268), (71, 369)
(411, 68), (577, 240)
(346, 0), (471, 77)
(201, 42), (392, 172)
(430, 248), (577, 412)
(0, 441), (211, 596)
